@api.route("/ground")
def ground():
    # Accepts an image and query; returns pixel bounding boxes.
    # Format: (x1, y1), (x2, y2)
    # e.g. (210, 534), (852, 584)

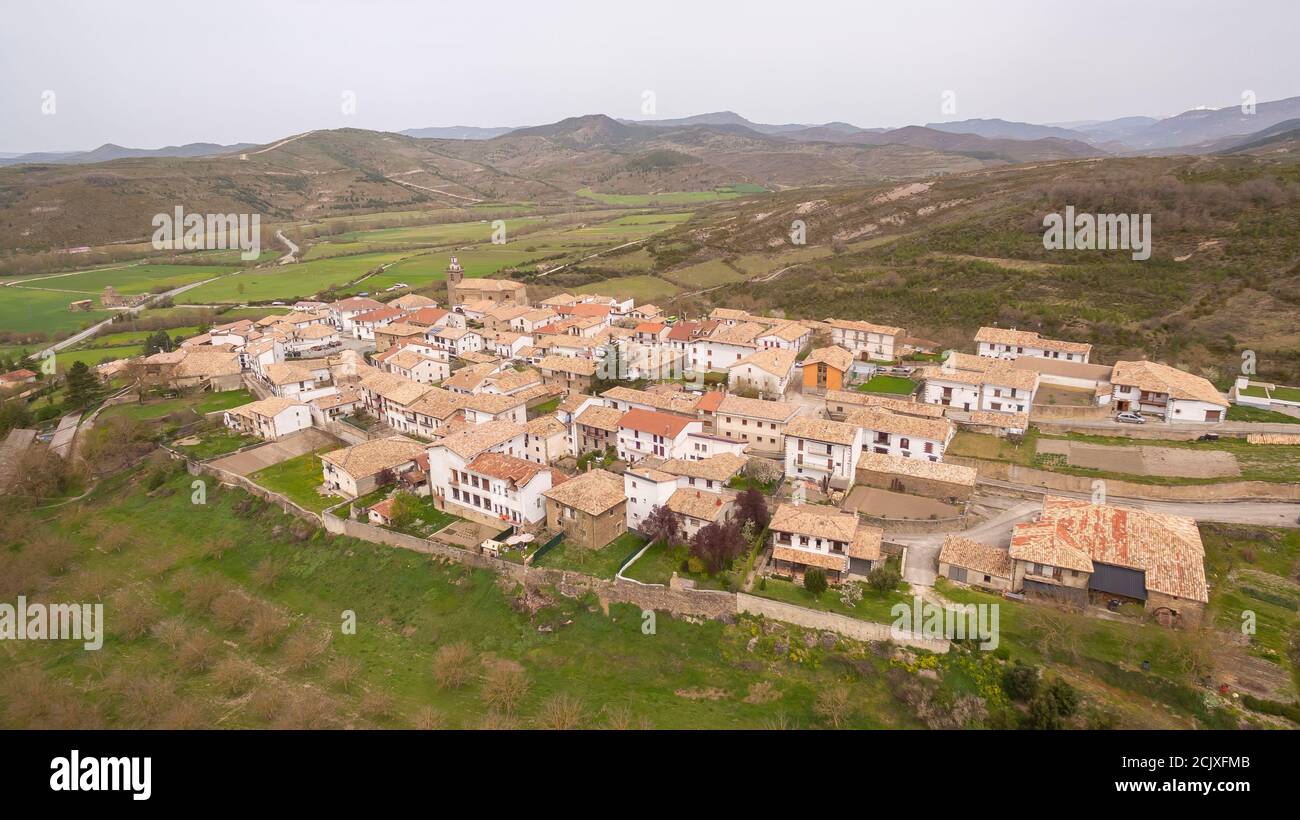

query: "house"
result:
(666, 488), (733, 538)
(728, 348), (797, 397)
(329, 297), (385, 333)
(542, 468), (627, 550)
(511, 308), (559, 334)
(265, 361), (332, 399)
(171, 349), (243, 391)
(690, 322), (765, 372)
(801, 345), (854, 395)
(444, 361), (501, 394)
(938, 535), (1015, 592)
(975, 327), (1092, 363)
(378, 348), (450, 384)
(282, 323), (340, 353)
(309, 387), (363, 424)
(367, 497), (398, 526)
(350, 307), (407, 341)
(445, 257), (528, 307)
(824, 389), (945, 421)
(768, 502), (884, 584)
(756, 321), (811, 351)
(427, 325), (484, 357)
(223, 397), (312, 440)
(709, 307), (758, 326)
(572, 405), (623, 456)
(919, 353), (1039, 413)
(537, 354), (599, 394)
(0, 369), (38, 386)
(523, 415), (568, 465)
(633, 322), (669, 346)
(1109, 360), (1227, 423)
(482, 304), (534, 331)
(631, 303), (663, 321)
(616, 408), (701, 463)
(845, 407), (955, 462)
(659, 452), (748, 491)
(402, 307), (455, 330)
(480, 367), (543, 396)
(389, 293), (437, 311)
(1007, 497), (1209, 625)
(375, 322), (430, 352)
(828, 319), (904, 361)
(404, 390), (466, 439)
(440, 451), (555, 526)
(320, 436), (427, 499)
(714, 395), (801, 456)
(855, 452), (977, 501)
(782, 416), (862, 489)
(460, 392), (528, 425)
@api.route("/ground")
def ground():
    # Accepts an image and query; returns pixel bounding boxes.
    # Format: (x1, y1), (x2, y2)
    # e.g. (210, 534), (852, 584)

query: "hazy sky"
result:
(2, 0), (1298, 152)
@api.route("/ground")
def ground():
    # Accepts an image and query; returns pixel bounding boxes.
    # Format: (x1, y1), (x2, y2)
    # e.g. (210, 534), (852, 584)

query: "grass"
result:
(727, 474), (779, 494)
(182, 252), (416, 304)
(620, 540), (731, 589)
(0, 287), (115, 335)
(575, 275), (680, 303)
(173, 429), (258, 460)
(858, 375), (917, 395)
(249, 450), (342, 512)
(660, 260), (746, 289)
(754, 576), (914, 623)
(576, 187), (756, 206)
(100, 389), (253, 423)
(1227, 404), (1300, 424)
(528, 397), (561, 418)
(1, 467), (922, 729)
(386, 495), (460, 539)
(535, 532), (647, 579)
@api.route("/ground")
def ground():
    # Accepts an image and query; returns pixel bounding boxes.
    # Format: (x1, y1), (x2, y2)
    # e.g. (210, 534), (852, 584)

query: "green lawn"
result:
(249, 450), (342, 512)
(174, 429), (258, 460)
(101, 389), (252, 423)
(858, 375), (917, 396)
(0, 286), (115, 335)
(575, 275), (681, 303)
(620, 540), (731, 589)
(1227, 404), (1300, 424)
(182, 252), (416, 304)
(754, 576), (914, 624)
(727, 474), (779, 494)
(535, 532), (647, 579)
(387, 495), (461, 539)
(576, 187), (757, 206)
(528, 397), (561, 418)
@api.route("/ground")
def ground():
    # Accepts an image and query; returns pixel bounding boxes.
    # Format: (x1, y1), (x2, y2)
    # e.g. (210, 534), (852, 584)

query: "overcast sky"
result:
(2, 0), (1298, 152)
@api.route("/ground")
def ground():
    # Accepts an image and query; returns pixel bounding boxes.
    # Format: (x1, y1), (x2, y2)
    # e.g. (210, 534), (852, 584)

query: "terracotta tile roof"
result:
(385, 349), (440, 371)
(618, 407), (694, 438)
(856, 452), (977, 486)
(320, 436), (425, 479)
(709, 307), (755, 322)
(229, 397), (305, 420)
(575, 405), (624, 432)
(784, 416), (859, 446)
(377, 322), (427, 338)
(352, 307), (406, 325)
(659, 453), (748, 482)
(485, 367), (542, 393)
(845, 407), (954, 442)
(770, 502), (859, 542)
(444, 362), (500, 392)
(666, 321), (702, 342)
(803, 345), (854, 372)
(466, 451), (547, 485)
(558, 393), (596, 414)
(940, 535), (1014, 578)
(389, 293), (437, 310)
(828, 318), (904, 336)
(557, 302), (612, 318)
(538, 354), (599, 377)
(601, 385), (700, 416)
(732, 347), (797, 376)
(716, 394), (800, 422)
(311, 387), (361, 411)
(403, 307), (451, 326)
(454, 277), (525, 293)
(174, 350), (241, 379)
(1011, 497), (1208, 603)
(849, 524), (884, 561)
(542, 468), (625, 516)
(463, 392), (526, 415)
(975, 327), (1092, 356)
(1110, 360), (1225, 406)
(432, 419), (525, 459)
(694, 390), (726, 412)
(825, 390), (945, 418)
(760, 322), (811, 343)
(332, 297), (384, 312)
(525, 415), (567, 437)
(707, 321), (766, 347)
(919, 356), (1040, 392)
(666, 488), (730, 522)
(407, 388), (465, 420)
(965, 410), (1030, 430)
(772, 545), (848, 572)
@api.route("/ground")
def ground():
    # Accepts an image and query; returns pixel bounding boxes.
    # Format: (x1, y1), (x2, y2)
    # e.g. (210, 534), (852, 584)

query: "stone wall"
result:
(736, 593), (949, 652)
(1029, 404), (1109, 421)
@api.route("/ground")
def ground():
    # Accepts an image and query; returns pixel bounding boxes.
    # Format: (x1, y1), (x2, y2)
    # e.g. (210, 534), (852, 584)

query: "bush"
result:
(867, 564), (900, 592)
(803, 568), (828, 597)
(431, 642), (474, 690)
(1002, 662), (1039, 702)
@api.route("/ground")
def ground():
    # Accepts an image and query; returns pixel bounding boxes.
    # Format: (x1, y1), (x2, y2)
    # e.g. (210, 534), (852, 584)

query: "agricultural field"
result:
(660, 259), (747, 289)
(575, 275), (681, 303)
(0, 286), (115, 336)
(182, 252), (416, 304)
(576, 187), (760, 206)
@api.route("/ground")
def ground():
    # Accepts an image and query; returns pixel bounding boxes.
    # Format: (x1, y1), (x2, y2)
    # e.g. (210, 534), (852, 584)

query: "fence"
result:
(529, 531), (565, 564)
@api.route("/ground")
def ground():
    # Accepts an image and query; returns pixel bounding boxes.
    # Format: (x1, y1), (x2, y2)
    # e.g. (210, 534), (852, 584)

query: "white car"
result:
(1115, 411), (1145, 424)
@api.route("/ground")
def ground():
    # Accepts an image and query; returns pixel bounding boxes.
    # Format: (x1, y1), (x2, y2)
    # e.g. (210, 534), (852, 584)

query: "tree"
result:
(690, 521), (744, 575)
(642, 504), (680, 549)
(814, 684), (854, 728)
(867, 564), (901, 592)
(1001, 662), (1039, 702)
(386, 492), (423, 531)
(0, 399), (32, 437)
(734, 487), (769, 531)
(803, 567), (828, 597)
(143, 330), (173, 356)
(63, 361), (102, 410)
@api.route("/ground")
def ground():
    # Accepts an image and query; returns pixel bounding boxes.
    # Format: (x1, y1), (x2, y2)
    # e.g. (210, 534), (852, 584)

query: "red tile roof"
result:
(618, 407), (694, 438)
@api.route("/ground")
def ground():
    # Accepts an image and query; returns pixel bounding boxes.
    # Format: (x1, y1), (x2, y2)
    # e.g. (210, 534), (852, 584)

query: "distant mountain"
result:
(925, 118), (1089, 142)
(1070, 116), (1161, 143)
(0, 141), (253, 166)
(1214, 118), (1300, 154)
(849, 126), (1104, 161)
(1123, 96), (1300, 150)
(623, 110), (868, 136)
(400, 125), (517, 140)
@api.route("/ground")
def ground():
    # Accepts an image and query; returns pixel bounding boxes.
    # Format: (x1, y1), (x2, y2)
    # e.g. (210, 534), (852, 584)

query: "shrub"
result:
(803, 568), (828, 597)
(481, 658), (530, 715)
(431, 642), (475, 690)
(212, 657), (260, 697)
(814, 685), (854, 728)
(1002, 662), (1040, 702)
(326, 657), (363, 692)
(535, 693), (585, 730)
(867, 564), (901, 592)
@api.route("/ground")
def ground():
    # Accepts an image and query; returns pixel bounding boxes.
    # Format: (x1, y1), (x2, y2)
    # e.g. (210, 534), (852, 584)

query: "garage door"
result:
(948, 566), (968, 584)
(1205, 409), (1221, 422)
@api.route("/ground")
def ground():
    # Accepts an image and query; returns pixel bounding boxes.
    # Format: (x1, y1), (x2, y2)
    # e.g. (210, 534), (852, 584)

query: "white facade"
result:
(783, 428), (863, 488)
(830, 323), (899, 361)
(624, 469), (678, 531)
(617, 419), (702, 463)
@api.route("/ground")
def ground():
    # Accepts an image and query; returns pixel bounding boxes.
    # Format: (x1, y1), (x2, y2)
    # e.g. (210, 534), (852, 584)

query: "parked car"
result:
(1198, 432), (1220, 442)
(1115, 411), (1145, 424)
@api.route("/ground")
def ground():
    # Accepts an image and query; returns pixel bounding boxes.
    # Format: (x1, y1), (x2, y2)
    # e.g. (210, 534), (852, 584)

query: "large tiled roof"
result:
(264, 361), (317, 385)
(1110, 360), (1225, 406)
(320, 436), (425, 479)
(759, 322), (811, 343)
(463, 392), (526, 415)
(666, 488), (730, 522)
(975, 326), (1092, 356)
(575, 405), (624, 432)
(538, 355), (599, 377)
(466, 451), (547, 486)
(659, 453), (748, 482)
(1009, 497), (1208, 602)
(433, 419), (525, 459)
(803, 345), (854, 372)
(827, 318), (904, 336)
(444, 362), (499, 392)
(845, 407), (954, 442)
(175, 349), (241, 378)
(542, 468), (625, 516)
(940, 535), (1015, 578)
(770, 502), (858, 542)
(732, 347), (797, 376)
(856, 451), (977, 486)
(716, 394), (800, 422)
(784, 416), (859, 446)
(707, 321), (767, 347)
(618, 407), (694, 438)
(825, 390), (946, 418)
(772, 545), (848, 572)
(229, 396), (304, 420)
(601, 385), (700, 416)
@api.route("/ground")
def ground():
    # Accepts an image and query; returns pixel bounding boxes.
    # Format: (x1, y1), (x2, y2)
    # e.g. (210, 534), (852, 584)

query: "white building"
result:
(1110, 360), (1227, 423)
(223, 397), (312, 440)
(616, 408), (702, 463)
(727, 348), (797, 397)
(920, 353), (1039, 414)
(975, 327), (1092, 363)
(846, 407), (954, 462)
(828, 319), (904, 362)
(783, 416), (863, 489)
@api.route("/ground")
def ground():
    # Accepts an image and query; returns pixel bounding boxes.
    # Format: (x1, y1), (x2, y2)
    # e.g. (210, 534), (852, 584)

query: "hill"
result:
(0, 141), (254, 167)
(926, 117), (1090, 142)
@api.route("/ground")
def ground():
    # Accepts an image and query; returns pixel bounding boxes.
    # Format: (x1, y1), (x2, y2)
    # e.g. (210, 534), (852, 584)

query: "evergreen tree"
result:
(63, 361), (102, 410)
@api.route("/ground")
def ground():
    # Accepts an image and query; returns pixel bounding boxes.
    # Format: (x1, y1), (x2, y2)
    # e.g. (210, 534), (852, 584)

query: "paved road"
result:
(1034, 417), (1300, 435)
(275, 230), (300, 265)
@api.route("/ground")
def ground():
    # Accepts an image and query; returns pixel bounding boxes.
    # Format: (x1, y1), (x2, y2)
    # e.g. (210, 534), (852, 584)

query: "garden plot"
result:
(208, 428), (339, 475)
(1037, 439), (1241, 478)
(842, 486), (960, 519)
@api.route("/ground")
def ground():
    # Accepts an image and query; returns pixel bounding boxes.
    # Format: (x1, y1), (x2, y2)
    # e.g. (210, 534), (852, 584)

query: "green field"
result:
(0, 287), (115, 335)
(100, 389), (253, 423)
(858, 375), (917, 395)
(660, 259), (747, 289)
(575, 275), (681, 303)
(182, 252), (416, 304)
(249, 450), (343, 512)
(576, 187), (759, 206)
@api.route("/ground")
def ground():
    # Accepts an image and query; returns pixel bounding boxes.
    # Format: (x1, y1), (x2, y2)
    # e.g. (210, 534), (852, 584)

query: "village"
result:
(12, 253), (1291, 646)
